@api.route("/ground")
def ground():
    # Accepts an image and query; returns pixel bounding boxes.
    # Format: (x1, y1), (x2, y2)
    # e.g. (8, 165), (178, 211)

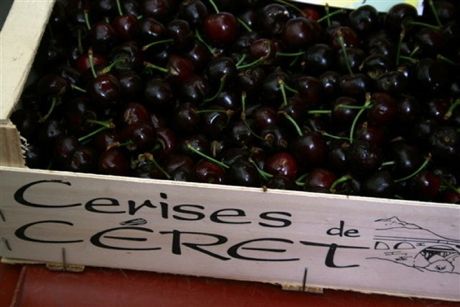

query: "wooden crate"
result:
(0, 0), (458, 302)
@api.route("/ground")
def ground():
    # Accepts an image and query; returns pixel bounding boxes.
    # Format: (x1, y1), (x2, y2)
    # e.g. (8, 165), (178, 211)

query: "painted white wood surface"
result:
(0, 0), (55, 120)
(0, 166), (459, 301)
(294, 0), (424, 14)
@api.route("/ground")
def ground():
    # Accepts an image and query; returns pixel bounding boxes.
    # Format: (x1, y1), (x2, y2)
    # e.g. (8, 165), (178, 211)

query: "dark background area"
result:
(0, 0), (14, 30)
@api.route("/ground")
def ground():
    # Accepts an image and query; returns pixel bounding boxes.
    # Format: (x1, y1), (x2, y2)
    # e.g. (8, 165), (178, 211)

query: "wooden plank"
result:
(0, 122), (25, 167)
(0, 0), (55, 120)
(0, 166), (458, 301)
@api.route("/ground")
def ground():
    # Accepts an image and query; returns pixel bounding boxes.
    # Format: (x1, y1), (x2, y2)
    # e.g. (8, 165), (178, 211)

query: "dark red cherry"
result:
(90, 22), (118, 53)
(203, 12), (238, 46)
(68, 146), (96, 173)
(367, 92), (397, 125)
(174, 102), (199, 134)
(415, 59), (449, 95)
(121, 122), (156, 151)
(228, 159), (260, 187)
(184, 42), (212, 71)
(112, 15), (140, 41)
(37, 74), (68, 97)
(99, 147), (130, 176)
(122, 102), (151, 125)
(179, 74), (209, 103)
(429, 126), (459, 161)
(253, 106), (278, 130)
(304, 168), (337, 193)
(144, 78), (174, 110)
(339, 73), (371, 97)
(53, 135), (79, 167)
(139, 17), (166, 44)
(75, 51), (107, 76)
(206, 56), (237, 85)
(363, 170), (394, 198)
(282, 17), (318, 48)
(94, 129), (120, 152)
(348, 140), (382, 177)
(155, 127), (177, 157)
(194, 160), (226, 184)
(332, 96), (359, 126)
(291, 132), (328, 169)
(385, 3), (417, 35)
(90, 74), (121, 105)
(167, 19), (194, 50)
(355, 123), (385, 146)
(410, 171), (441, 201)
(376, 71), (408, 94)
(258, 3), (290, 36)
(143, 0), (175, 21)
(305, 44), (335, 75)
(118, 70), (144, 98)
(265, 152), (298, 180)
(349, 5), (378, 34)
(391, 141), (422, 177)
(179, 0), (209, 26)
(296, 76), (322, 105)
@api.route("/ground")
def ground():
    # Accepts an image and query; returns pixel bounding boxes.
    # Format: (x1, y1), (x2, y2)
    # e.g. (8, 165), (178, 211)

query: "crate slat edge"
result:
(0, 0), (56, 119)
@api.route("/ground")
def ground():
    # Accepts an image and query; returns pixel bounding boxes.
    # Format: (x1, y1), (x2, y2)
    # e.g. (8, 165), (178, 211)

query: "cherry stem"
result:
(115, 0), (123, 16)
(337, 30), (353, 76)
(405, 20), (440, 30)
(437, 54), (457, 65)
(308, 110), (331, 115)
(324, 3), (332, 27)
(144, 61), (168, 73)
(394, 153), (432, 183)
(277, 51), (305, 57)
(409, 46), (420, 57)
(329, 175), (352, 193)
(149, 154), (171, 179)
(70, 84), (87, 93)
(295, 173), (309, 186)
(204, 76), (226, 103)
(278, 79), (288, 107)
(99, 57), (127, 75)
(241, 91), (247, 121)
(275, 0), (304, 16)
(196, 109), (227, 114)
(319, 130), (349, 141)
(441, 179), (460, 194)
(248, 158), (273, 181)
(186, 144), (229, 169)
(280, 112), (303, 137)
(84, 10), (91, 30)
(444, 99), (460, 120)
(400, 55), (418, 64)
(317, 8), (345, 23)
(428, 0), (442, 27)
(283, 83), (298, 94)
(77, 29), (83, 54)
(349, 93), (372, 144)
(39, 97), (58, 123)
(195, 30), (217, 56)
(380, 161), (396, 167)
(396, 28), (405, 66)
(236, 54), (247, 67)
(237, 17), (252, 32)
(337, 104), (371, 110)
(236, 56), (265, 70)
(206, 0), (220, 13)
(142, 38), (174, 51)
(78, 120), (114, 142)
(88, 48), (98, 79)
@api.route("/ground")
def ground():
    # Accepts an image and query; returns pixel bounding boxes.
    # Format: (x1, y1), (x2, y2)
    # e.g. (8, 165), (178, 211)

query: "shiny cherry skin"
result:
(203, 12), (238, 46)
(265, 152), (298, 180)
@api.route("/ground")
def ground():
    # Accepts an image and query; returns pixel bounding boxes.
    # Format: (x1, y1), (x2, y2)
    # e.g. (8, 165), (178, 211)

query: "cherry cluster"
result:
(11, 0), (460, 203)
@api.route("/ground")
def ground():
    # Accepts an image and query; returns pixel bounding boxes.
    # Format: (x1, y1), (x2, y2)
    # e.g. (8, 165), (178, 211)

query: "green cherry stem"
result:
(206, 0), (220, 13)
(115, 0), (123, 16)
(150, 155), (171, 179)
(295, 173), (309, 187)
(444, 99), (460, 120)
(394, 153), (432, 183)
(276, 51), (305, 57)
(237, 17), (252, 32)
(349, 93), (372, 144)
(279, 112), (303, 137)
(278, 79), (288, 107)
(437, 54), (458, 65)
(195, 30), (217, 56)
(324, 3), (332, 27)
(142, 38), (174, 51)
(396, 28), (405, 66)
(84, 10), (91, 30)
(249, 158), (273, 181)
(275, 0), (304, 16)
(186, 144), (230, 169)
(405, 20), (440, 30)
(428, 0), (442, 27)
(38, 97), (58, 123)
(329, 175), (352, 193)
(283, 83), (298, 94)
(236, 56), (266, 70)
(88, 48), (98, 79)
(144, 61), (168, 74)
(70, 84), (87, 93)
(337, 30), (354, 76)
(203, 76), (226, 103)
(78, 120), (115, 143)
(236, 54), (247, 67)
(307, 110), (332, 115)
(319, 130), (349, 141)
(317, 8), (346, 24)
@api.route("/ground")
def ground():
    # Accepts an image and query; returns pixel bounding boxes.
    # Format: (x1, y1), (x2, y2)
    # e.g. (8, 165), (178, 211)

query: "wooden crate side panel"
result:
(0, 0), (55, 119)
(0, 167), (459, 301)
(0, 123), (25, 167)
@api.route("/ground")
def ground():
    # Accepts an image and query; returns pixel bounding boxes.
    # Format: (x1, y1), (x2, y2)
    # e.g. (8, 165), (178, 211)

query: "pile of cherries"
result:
(11, 0), (460, 203)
